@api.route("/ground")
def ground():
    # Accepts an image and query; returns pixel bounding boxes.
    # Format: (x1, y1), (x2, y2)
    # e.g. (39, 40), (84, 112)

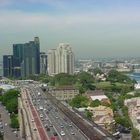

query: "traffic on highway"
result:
(23, 84), (88, 140)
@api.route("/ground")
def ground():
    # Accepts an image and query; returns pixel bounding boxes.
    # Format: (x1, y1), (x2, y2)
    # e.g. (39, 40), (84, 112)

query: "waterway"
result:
(128, 73), (140, 83)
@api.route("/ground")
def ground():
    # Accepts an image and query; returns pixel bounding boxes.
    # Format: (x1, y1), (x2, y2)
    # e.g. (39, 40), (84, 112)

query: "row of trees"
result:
(11, 68), (135, 95)
(0, 90), (19, 129)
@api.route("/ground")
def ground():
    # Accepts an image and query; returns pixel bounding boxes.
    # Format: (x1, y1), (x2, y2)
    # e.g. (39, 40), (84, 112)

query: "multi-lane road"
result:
(20, 83), (116, 140)
(25, 84), (88, 140)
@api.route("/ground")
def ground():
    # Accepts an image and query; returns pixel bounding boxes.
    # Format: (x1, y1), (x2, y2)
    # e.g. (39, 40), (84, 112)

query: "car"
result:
(46, 127), (50, 131)
(70, 130), (75, 135)
(69, 123), (72, 127)
(5, 123), (8, 126)
(40, 114), (43, 118)
(60, 131), (65, 136)
(44, 124), (48, 128)
(53, 132), (58, 136)
(0, 130), (4, 135)
(39, 106), (43, 110)
(55, 116), (59, 119)
(31, 119), (34, 122)
(33, 127), (37, 131)
(13, 131), (17, 134)
(60, 124), (64, 128)
(49, 123), (53, 127)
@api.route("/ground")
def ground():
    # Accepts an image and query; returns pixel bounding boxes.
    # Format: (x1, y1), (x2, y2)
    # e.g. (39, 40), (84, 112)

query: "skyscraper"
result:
(3, 55), (13, 77)
(48, 43), (74, 75)
(47, 49), (56, 76)
(21, 37), (40, 77)
(40, 52), (47, 74)
(13, 44), (24, 77)
(3, 37), (40, 78)
(56, 43), (74, 74)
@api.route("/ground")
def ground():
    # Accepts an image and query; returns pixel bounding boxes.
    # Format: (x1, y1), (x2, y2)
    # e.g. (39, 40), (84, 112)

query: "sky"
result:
(0, 0), (140, 59)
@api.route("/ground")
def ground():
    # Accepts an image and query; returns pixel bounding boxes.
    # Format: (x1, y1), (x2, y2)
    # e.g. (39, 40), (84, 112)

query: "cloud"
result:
(0, 9), (140, 31)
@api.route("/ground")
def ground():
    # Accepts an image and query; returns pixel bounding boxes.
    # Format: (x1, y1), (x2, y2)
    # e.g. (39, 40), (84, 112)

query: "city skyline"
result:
(0, 0), (140, 59)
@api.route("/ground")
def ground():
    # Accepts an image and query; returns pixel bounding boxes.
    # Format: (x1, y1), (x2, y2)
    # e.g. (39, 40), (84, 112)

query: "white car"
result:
(60, 131), (65, 136)
(40, 114), (43, 118)
(39, 106), (43, 110)
(5, 123), (8, 126)
(31, 119), (34, 122)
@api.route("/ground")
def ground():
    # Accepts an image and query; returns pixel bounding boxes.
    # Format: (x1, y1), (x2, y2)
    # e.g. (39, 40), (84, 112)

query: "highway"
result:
(20, 82), (116, 140)
(20, 88), (49, 140)
(26, 84), (88, 140)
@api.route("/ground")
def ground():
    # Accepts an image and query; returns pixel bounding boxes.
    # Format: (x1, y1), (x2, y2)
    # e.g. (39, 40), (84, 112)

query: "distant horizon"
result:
(1, 55), (140, 62)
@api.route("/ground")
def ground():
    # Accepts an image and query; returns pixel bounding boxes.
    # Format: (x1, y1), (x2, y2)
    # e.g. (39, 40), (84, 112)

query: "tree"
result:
(107, 70), (133, 84)
(6, 98), (18, 113)
(115, 115), (132, 128)
(122, 106), (128, 117)
(1, 89), (19, 113)
(53, 73), (76, 86)
(69, 95), (89, 108)
(85, 111), (93, 119)
(90, 99), (101, 107)
(76, 72), (95, 92)
(93, 68), (103, 75)
(101, 101), (111, 107)
(10, 113), (19, 128)
(118, 96), (125, 107)
(0, 88), (2, 94)
(132, 128), (140, 140)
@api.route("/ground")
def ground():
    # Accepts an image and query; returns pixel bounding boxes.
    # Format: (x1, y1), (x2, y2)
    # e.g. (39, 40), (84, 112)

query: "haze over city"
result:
(0, 0), (140, 59)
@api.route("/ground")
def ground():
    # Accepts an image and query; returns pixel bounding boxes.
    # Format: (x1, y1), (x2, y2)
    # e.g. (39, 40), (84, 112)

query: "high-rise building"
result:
(13, 44), (24, 77)
(47, 49), (56, 76)
(3, 37), (40, 78)
(40, 52), (47, 74)
(55, 43), (74, 74)
(3, 55), (13, 77)
(21, 37), (40, 77)
(48, 43), (74, 75)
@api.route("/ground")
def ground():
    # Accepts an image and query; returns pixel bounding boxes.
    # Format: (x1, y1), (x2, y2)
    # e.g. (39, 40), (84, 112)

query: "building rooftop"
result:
(86, 90), (105, 96)
(54, 86), (77, 90)
(0, 84), (16, 91)
(90, 95), (108, 101)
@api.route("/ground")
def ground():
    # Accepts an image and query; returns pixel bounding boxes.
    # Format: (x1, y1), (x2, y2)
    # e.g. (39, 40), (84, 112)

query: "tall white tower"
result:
(56, 43), (74, 74)
(47, 49), (56, 76)
(48, 43), (74, 75)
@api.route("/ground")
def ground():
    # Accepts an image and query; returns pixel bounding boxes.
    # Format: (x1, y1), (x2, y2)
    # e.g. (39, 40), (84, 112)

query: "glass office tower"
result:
(3, 55), (13, 77)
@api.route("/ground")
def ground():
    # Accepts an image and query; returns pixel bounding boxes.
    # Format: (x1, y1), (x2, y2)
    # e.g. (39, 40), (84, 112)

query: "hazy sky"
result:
(0, 0), (140, 59)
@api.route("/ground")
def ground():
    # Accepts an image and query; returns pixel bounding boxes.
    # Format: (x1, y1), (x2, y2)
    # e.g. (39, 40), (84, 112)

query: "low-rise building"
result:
(0, 84), (16, 92)
(125, 97), (140, 131)
(120, 133), (132, 140)
(87, 106), (114, 130)
(85, 90), (110, 104)
(50, 86), (79, 100)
